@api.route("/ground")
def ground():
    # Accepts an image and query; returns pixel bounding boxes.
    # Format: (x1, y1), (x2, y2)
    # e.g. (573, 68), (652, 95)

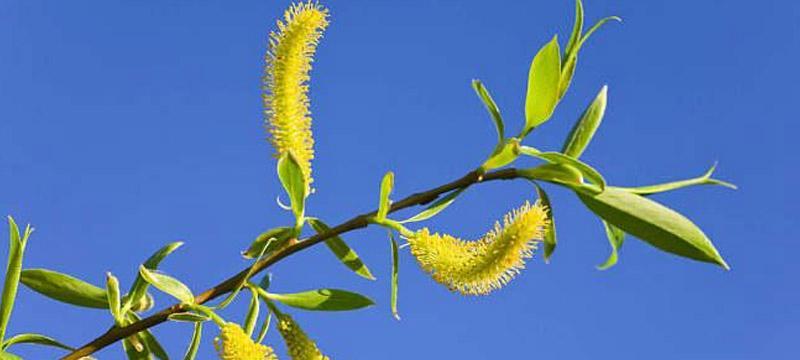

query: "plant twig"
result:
(61, 168), (521, 359)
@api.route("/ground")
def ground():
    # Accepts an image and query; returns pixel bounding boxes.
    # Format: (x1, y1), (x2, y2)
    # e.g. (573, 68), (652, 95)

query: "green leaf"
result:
(278, 152), (307, 223)
(106, 273), (123, 324)
(579, 16), (622, 49)
(562, 85), (608, 158)
(400, 188), (465, 224)
(122, 335), (149, 360)
(480, 138), (521, 171)
(124, 241), (183, 313)
(576, 187), (729, 269)
(519, 146), (606, 190)
(377, 171), (395, 221)
(263, 289), (374, 312)
(615, 163), (737, 195)
(168, 312), (210, 323)
(307, 218), (375, 281)
(471, 79), (504, 142)
(519, 163), (583, 187)
(258, 273), (272, 291)
(138, 266), (194, 304)
(533, 183), (557, 263)
(255, 311), (272, 343)
(597, 220), (626, 270)
(390, 233), (400, 320)
(524, 35), (561, 135)
(244, 287), (260, 336)
(183, 322), (202, 360)
(20, 268), (108, 309)
(242, 226), (294, 259)
(564, 0), (585, 58)
(138, 328), (168, 360)
(0, 217), (30, 343)
(1, 333), (73, 351)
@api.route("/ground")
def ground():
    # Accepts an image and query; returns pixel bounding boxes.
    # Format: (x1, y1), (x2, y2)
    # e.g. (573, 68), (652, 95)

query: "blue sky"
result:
(1, 0), (797, 358)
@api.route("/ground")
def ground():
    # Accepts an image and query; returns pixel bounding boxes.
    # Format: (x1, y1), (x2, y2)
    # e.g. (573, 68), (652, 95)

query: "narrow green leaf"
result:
(183, 322), (202, 360)
(524, 36), (561, 135)
(519, 163), (583, 187)
(168, 312), (210, 323)
(0, 218), (30, 343)
(122, 337), (148, 360)
(597, 220), (626, 270)
(562, 85), (608, 158)
(564, 0), (585, 57)
(124, 241), (183, 313)
(263, 289), (374, 312)
(258, 273), (272, 291)
(579, 16), (622, 49)
(558, 54), (579, 100)
(278, 152), (307, 222)
(138, 266), (194, 304)
(533, 183), (558, 263)
(244, 287), (260, 336)
(400, 188), (465, 224)
(615, 163), (737, 195)
(1, 333), (73, 351)
(307, 218), (375, 281)
(519, 146), (606, 190)
(471, 79), (504, 142)
(255, 310), (272, 343)
(242, 226), (294, 259)
(390, 233), (400, 320)
(576, 187), (729, 269)
(377, 171), (394, 221)
(0, 351), (21, 359)
(20, 269), (108, 309)
(138, 328), (168, 360)
(106, 273), (122, 324)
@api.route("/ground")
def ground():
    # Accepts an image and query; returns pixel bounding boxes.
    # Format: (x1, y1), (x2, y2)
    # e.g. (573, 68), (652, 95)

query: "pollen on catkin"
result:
(277, 313), (329, 360)
(263, 1), (329, 188)
(408, 200), (549, 296)
(215, 322), (278, 360)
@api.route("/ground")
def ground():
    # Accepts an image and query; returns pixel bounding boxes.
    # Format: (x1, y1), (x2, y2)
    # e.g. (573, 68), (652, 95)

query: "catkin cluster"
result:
(215, 323), (278, 360)
(277, 313), (329, 360)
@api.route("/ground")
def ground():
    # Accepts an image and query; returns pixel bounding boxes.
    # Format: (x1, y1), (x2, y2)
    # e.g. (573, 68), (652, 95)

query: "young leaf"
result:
(520, 146), (606, 190)
(564, 0), (585, 58)
(597, 220), (626, 270)
(122, 335), (148, 360)
(579, 16), (623, 49)
(138, 266), (194, 304)
(524, 36), (561, 135)
(0, 218), (31, 343)
(124, 241), (183, 313)
(307, 218), (375, 280)
(105, 273), (123, 324)
(168, 312), (210, 323)
(183, 322), (202, 360)
(244, 287), (260, 336)
(562, 85), (608, 158)
(480, 138), (521, 171)
(258, 273), (272, 291)
(471, 79), (504, 142)
(256, 311), (272, 343)
(138, 328), (168, 360)
(0, 352), (21, 360)
(576, 187), (729, 269)
(242, 226), (294, 259)
(533, 183), (558, 263)
(615, 163), (737, 195)
(278, 152), (307, 222)
(390, 233), (400, 320)
(519, 163), (583, 187)
(261, 289), (374, 312)
(20, 269), (108, 309)
(1, 333), (73, 351)
(377, 171), (395, 221)
(400, 188), (465, 224)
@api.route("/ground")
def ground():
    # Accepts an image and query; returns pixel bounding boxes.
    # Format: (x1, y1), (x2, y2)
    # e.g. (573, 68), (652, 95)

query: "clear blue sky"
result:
(1, 0), (797, 359)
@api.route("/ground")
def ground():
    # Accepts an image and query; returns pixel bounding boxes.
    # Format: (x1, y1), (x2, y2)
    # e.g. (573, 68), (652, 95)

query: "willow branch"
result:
(62, 167), (522, 359)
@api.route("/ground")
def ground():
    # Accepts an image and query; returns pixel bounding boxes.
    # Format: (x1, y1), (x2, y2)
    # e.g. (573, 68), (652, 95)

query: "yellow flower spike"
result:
(264, 1), (329, 188)
(277, 313), (329, 360)
(215, 322), (278, 360)
(408, 200), (549, 296)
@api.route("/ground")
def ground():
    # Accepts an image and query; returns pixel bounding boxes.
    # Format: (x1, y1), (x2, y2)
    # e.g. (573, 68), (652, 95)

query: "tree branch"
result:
(62, 167), (522, 359)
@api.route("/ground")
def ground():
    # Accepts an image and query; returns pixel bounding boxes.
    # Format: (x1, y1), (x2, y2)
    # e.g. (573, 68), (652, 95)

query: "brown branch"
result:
(62, 167), (522, 359)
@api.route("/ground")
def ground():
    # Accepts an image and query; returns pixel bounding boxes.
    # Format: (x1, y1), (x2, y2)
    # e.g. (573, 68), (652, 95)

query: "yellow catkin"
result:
(408, 200), (549, 296)
(277, 313), (329, 360)
(263, 1), (329, 188)
(215, 323), (278, 360)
